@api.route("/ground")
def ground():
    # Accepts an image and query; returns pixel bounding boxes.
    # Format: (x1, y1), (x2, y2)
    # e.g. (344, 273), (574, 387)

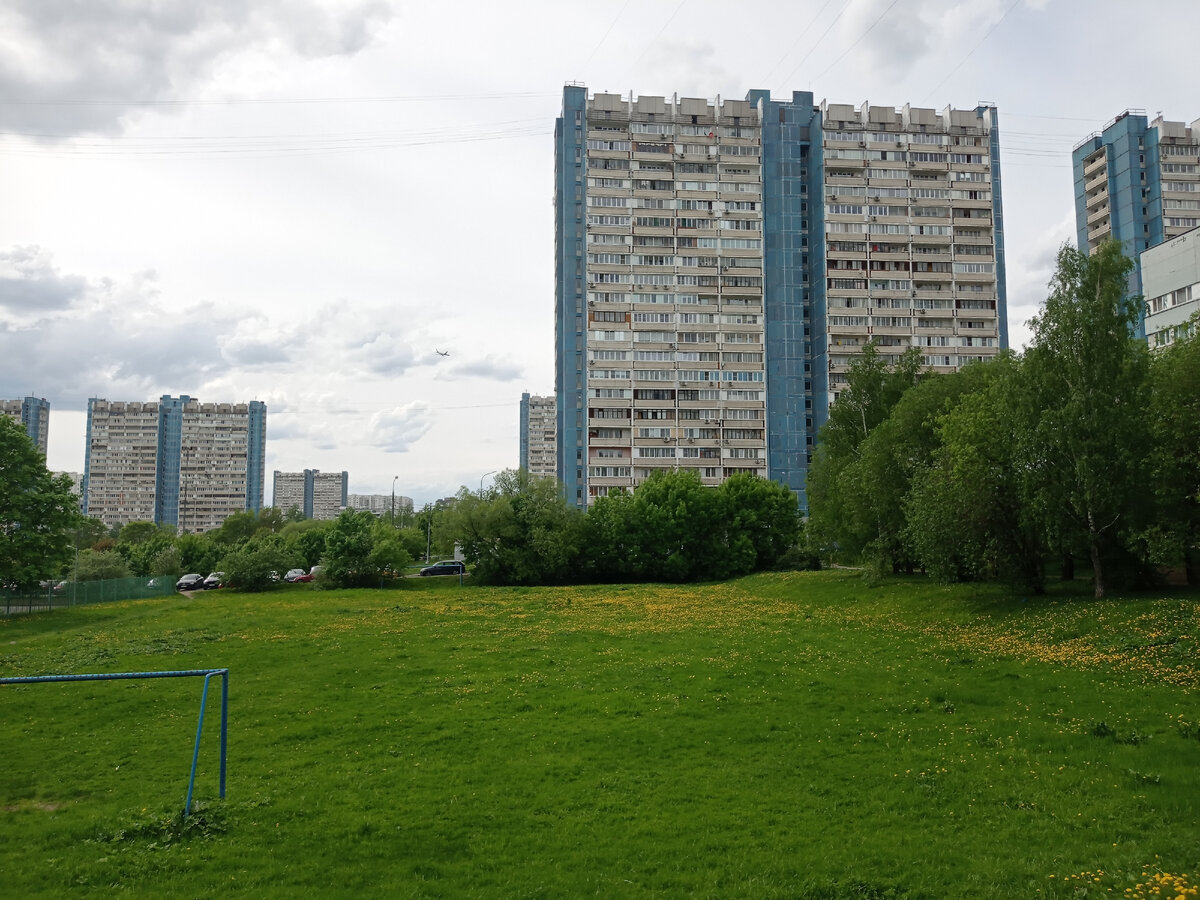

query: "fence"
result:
(2, 576), (177, 616)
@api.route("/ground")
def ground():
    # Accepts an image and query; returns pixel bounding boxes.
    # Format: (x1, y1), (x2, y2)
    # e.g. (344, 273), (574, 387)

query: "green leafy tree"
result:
(446, 470), (581, 585)
(0, 416), (85, 589)
(149, 546), (184, 579)
(117, 521), (176, 576)
(905, 355), (1047, 592)
(281, 519), (331, 569)
(71, 517), (109, 553)
(717, 472), (802, 572)
(75, 548), (132, 581)
(1025, 241), (1152, 597)
(319, 510), (410, 587)
(174, 533), (220, 576)
(220, 535), (298, 592)
(807, 343), (923, 561)
(1145, 321), (1200, 582)
(576, 489), (638, 582)
(624, 468), (732, 581)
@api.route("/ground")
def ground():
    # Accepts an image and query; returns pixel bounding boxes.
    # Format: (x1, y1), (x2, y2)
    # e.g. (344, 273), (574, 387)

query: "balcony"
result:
(1082, 152), (1106, 177)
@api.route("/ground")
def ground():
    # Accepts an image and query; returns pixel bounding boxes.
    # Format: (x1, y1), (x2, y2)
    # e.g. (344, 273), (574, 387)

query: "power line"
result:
(758, 0), (839, 87)
(924, 0), (1021, 105)
(0, 90), (559, 108)
(779, 0), (852, 87)
(582, 0), (633, 66)
(811, 0), (905, 83)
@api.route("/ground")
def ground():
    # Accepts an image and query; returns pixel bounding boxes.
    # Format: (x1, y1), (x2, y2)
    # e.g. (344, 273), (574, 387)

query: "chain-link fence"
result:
(2, 577), (177, 617)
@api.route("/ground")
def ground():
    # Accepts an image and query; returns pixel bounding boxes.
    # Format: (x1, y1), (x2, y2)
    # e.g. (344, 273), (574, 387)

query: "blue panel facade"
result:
(519, 392), (530, 470)
(554, 86), (587, 508)
(303, 469), (315, 519)
(1072, 112), (1154, 337)
(246, 401), (266, 513)
(82, 398), (96, 515)
(979, 105), (1011, 349)
(752, 90), (822, 509)
(19, 396), (49, 454)
(154, 394), (191, 527)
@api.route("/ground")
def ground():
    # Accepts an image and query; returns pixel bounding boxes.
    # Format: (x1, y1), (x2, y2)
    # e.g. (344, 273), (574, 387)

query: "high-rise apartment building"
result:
(83, 395), (266, 532)
(556, 87), (1006, 508)
(273, 469), (348, 520)
(519, 392), (557, 478)
(1142, 226), (1200, 349)
(347, 493), (412, 518)
(1073, 111), (1200, 335)
(2, 396), (50, 455)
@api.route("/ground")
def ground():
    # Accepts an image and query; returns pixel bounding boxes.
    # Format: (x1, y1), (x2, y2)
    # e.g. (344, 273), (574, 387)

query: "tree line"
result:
(444, 467), (809, 586)
(808, 241), (1200, 597)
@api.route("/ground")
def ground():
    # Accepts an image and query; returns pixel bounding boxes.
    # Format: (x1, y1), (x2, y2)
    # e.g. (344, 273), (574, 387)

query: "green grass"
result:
(1, 572), (1197, 898)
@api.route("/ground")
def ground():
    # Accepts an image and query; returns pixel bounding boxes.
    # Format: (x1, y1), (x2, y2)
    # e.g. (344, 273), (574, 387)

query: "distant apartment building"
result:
(519, 392), (557, 478)
(347, 493), (413, 518)
(1142, 226), (1200, 348)
(1073, 111), (1200, 335)
(83, 395), (266, 532)
(2, 396), (50, 455)
(557, 86), (1006, 507)
(273, 469), (349, 520)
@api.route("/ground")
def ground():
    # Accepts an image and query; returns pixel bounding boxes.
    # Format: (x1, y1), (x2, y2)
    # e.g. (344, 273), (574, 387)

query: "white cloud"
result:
(369, 403), (433, 452)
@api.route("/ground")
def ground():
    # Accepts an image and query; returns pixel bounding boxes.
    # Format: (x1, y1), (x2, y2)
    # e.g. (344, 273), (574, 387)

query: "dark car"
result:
(201, 572), (225, 590)
(419, 561), (466, 577)
(177, 573), (205, 591)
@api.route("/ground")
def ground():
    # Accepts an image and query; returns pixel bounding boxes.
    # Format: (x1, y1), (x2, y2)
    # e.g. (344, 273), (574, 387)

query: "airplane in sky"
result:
(435, 349), (450, 357)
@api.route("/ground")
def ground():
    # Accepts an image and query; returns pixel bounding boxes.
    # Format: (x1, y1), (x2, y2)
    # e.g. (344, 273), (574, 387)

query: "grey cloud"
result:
(370, 403), (432, 453)
(0, 252), (236, 405)
(438, 354), (524, 382)
(0, 245), (87, 313)
(0, 0), (396, 135)
(355, 332), (418, 376)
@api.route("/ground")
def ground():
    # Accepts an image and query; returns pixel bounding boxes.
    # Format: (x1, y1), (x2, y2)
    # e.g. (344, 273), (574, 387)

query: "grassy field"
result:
(0, 572), (1197, 898)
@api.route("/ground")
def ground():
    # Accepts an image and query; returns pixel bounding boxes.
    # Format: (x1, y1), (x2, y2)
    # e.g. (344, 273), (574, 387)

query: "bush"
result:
(220, 542), (297, 593)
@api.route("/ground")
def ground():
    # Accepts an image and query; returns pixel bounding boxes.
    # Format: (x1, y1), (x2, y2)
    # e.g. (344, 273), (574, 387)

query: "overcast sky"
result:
(1, 0), (1195, 506)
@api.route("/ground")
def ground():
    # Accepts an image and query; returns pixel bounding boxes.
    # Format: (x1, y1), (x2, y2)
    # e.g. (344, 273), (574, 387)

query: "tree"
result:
(174, 533), (220, 576)
(1145, 321), (1200, 583)
(320, 510), (410, 588)
(75, 549), (132, 581)
(905, 355), (1047, 592)
(281, 519), (330, 569)
(807, 343), (923, 561)
(0, 416), (85, 589)
(1025, 241), (1152, 597)
(220, 535), (298, 592)
(445, 470), (581, 586)
(117, 521), (176, 576)
(716, 473), (802, 575)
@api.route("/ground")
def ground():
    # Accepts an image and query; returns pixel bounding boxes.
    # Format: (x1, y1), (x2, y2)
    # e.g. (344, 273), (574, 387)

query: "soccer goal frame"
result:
(0, 668), (228, 817)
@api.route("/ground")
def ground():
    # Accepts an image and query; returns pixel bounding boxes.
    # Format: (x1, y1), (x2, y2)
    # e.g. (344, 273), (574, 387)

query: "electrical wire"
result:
(810, 0), (905, 83)
(923, 0), (1021, 104)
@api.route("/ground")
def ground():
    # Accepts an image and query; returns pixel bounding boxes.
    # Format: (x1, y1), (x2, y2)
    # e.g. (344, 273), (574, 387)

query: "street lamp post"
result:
(480, 470), (497, 496)
(424, 502), (432, 563)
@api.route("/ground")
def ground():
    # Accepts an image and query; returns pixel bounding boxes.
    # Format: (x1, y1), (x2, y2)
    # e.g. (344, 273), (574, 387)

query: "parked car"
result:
(201, 572), (225, 590)
(292, 572), (314, 583)
(284, 568), (307, 582)
(419, 560), (466, 577)
(177, 573), (205, 591)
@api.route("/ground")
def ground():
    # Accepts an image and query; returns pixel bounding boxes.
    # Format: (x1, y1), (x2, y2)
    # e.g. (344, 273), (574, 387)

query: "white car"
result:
(284, 568), (307, 582)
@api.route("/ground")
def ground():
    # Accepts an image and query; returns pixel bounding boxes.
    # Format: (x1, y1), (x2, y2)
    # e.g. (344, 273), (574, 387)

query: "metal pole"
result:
(425, 502), (431, 563)
(219, 670), (229, 798)
(479, 469), (497, 496)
